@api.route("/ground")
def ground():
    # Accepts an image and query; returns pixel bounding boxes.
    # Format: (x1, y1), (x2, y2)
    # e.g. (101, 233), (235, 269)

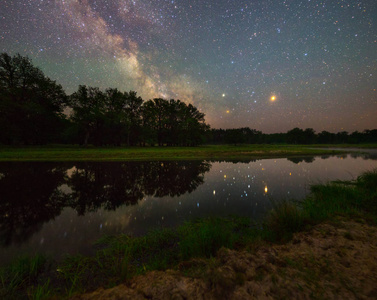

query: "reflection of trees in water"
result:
(0, 161), (211, 245)
(67, 161), (211, 215)
(320, 155), (331, 160)
(350, 152), (377, 160)
(0, 163), (68, 246)
(287, 157), (315, 164)
(214, 159), (258, 164)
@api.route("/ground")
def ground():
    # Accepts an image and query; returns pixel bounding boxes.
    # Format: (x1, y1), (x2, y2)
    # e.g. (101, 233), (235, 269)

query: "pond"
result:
(0, 152), (376, 266)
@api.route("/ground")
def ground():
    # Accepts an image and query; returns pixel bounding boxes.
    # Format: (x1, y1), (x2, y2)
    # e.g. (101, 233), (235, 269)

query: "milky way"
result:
(1, 0), (376, 132)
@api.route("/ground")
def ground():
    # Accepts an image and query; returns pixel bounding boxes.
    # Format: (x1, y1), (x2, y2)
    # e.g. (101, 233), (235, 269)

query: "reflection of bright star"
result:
(271, 96), (276, 101)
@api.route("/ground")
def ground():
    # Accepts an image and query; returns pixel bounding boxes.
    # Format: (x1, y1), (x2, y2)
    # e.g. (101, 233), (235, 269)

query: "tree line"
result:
(0, 53), (209, 146)
(1, 52), (376, 146)
(69, 86), (209, 146)
(208, 127), (377, 145)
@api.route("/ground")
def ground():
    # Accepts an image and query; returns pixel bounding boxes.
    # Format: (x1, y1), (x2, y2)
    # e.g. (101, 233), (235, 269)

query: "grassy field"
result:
(311, 143), (377, 149)
(0, 144), (359, 161)
(1, 170), (376, 299)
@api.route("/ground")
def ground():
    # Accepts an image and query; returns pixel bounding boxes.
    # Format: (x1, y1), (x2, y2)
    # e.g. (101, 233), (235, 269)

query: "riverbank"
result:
(75, 218), (377, 299)
(0, 170), (376, 299)
(0, 144), (361, 161)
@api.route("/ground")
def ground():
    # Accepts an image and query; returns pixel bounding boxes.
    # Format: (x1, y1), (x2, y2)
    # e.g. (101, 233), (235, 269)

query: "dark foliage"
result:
(0, 53), (68, 144)
(1, 52), (376, 146)
(208, 127), (377, 145)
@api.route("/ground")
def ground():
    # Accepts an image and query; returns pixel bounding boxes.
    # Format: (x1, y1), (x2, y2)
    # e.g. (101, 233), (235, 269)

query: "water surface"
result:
(0, 153), (376, 266)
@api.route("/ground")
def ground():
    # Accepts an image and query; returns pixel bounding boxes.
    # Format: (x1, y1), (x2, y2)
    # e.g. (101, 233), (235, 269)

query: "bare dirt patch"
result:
(74, 218), (377, 299)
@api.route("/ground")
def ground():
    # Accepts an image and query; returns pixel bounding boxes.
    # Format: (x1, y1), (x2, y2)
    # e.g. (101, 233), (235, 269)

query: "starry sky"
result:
(1, 0), (376, 133)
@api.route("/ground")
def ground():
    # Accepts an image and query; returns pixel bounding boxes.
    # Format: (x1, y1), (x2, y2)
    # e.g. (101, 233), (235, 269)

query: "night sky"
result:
(1, 0), (376, 133)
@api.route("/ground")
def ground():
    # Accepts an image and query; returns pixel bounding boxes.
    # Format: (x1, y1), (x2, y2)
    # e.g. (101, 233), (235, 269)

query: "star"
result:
(1, 0), (375, 133)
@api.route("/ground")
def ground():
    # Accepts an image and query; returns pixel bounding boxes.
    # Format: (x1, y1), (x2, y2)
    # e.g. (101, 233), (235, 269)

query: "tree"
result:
(303, 128), (316, 144)
(336, 131), (349, 144)
(317, 131), (335, 144)
(140, 100), (158, 146)
(104, 88), (128, 145)
(124, 91), (143, 146)
(70, 85), (107, 146)
(286, 128), (304, 144)
(141, 98), (168, 146)
(139, 98), (209, 146)
(181, 103), (209, 146)
(0, 53), (67, 144)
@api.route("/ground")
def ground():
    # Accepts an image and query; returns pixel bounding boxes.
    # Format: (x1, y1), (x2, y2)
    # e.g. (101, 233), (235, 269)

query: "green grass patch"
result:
(0, 255), (47, 299)
(311, 143), (377, 149)
(0, 144), (345, 161)
(265, 169), (377, 242)
(1, 169), (377, 298)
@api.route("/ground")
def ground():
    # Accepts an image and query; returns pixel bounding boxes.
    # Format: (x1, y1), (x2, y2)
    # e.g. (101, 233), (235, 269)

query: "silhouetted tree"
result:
(70, 85), (107, 146)
(140, 98), (208, 146)
(124, 91), (143, 146)
(225, 129), (246, 145)
(180, 103), (209, 146)
(0, 53), (67, 144)
(286, 127), (304, 144)
(303, 128), (316, 144)
(104, 88), (128, 145)
(336, 131), (349, 144)
(317, 131), (335, 144)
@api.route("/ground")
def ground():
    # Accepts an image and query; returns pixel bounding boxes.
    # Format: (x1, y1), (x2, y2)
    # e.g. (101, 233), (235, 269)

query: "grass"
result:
(0, 255), (46, 299)
(311, 143), (377, 149)
(266, 169), (377, 242)
(1, 169), (376, 298)
(0, 144), (347, 161)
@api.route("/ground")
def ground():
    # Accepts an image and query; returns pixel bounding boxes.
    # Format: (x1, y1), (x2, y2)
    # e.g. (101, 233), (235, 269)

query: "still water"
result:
(0, 152), (376, 266)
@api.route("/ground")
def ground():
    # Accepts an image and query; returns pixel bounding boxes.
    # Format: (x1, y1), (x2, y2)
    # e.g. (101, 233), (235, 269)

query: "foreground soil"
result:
(74, 218), (377, 299)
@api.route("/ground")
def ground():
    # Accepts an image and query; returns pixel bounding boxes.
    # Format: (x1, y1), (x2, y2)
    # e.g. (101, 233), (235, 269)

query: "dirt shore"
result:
(74, 218), (377, 299)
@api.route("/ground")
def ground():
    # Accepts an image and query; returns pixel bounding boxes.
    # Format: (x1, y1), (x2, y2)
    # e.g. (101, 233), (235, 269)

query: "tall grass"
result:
(265, 200), (308, 241)
(0, 255), (46, 299)
(1, 169), (376, 298)
(178, 218), (243, 259)
(264, 169), (377, 242)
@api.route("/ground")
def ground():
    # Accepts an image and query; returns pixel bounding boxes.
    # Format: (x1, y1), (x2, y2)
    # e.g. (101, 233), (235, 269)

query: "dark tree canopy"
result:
(0, 52), (376, 146)
(69, 89), (209, 146)
(0, 53), (67, 144)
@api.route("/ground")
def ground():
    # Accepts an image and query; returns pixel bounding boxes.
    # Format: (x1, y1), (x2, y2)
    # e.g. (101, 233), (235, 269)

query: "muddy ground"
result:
(74, 218), (377, 299)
